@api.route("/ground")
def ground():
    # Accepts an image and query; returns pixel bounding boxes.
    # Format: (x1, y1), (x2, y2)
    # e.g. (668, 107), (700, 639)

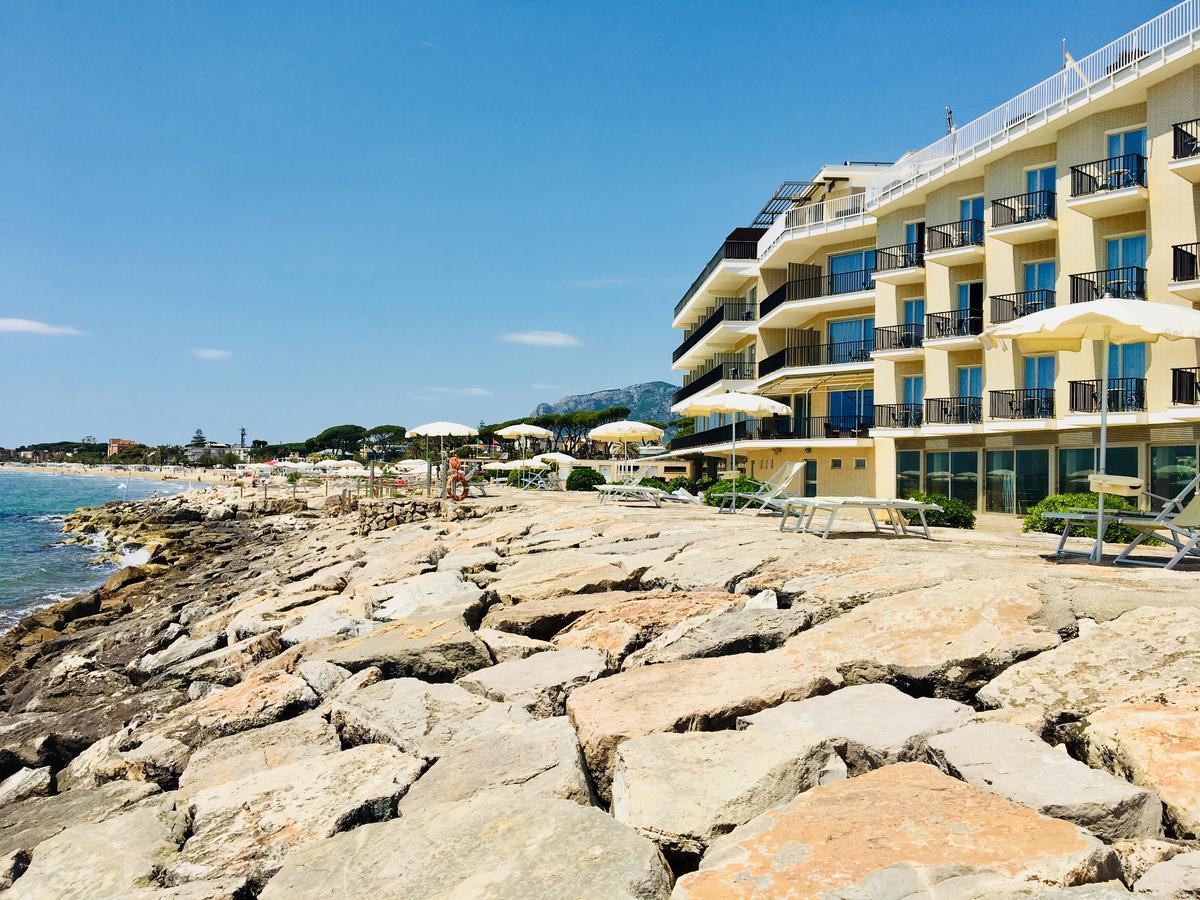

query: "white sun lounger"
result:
(779, 496), (943, 540)
(707, 461), (806, 515)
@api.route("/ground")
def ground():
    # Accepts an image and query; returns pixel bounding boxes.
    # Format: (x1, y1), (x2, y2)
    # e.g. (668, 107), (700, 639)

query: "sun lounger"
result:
(779, 496), (943, 540)
(595, 469), (651, 505)
(1113, 491), (1200, 570)
(707, 462), (804, 515)
(1044, 473), (1200, 558)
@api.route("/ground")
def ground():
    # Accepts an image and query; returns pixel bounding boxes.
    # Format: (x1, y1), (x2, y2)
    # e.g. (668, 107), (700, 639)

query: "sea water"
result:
(0, 471), (187, 632)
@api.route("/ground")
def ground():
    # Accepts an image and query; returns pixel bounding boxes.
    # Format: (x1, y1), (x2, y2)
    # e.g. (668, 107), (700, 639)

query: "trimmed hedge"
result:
(702, 476), (763, 508)
(1022, 492), (1151, 544)
(565, 467), (607, 491)
(901, 491), (976, 529)
(640, 476), (668, 491)
(666, 476), (695, 494)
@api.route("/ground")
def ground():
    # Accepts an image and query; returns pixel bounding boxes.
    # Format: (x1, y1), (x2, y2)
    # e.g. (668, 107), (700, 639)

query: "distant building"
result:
(185, 442), (249, 464)
(107, 438), (138, 458)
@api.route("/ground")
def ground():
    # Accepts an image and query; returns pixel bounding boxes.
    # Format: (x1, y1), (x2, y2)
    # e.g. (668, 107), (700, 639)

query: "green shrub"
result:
(506, 469), (522, 487)
(694, 475), (717, 494)
(1022, 493), (1152, 544)
(902, 491), (976, 529)
(703, 476), (762, 508)
(666, 475), (695, 494)
(640, 476), (668, 491)
(566, 468), (607, 492)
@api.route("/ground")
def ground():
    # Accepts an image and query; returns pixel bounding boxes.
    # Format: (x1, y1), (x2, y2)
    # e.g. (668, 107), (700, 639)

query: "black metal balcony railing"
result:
(875, 242), (924, 273)
(1172, 367), (1200, 405)
(1068, 377), (1146, 413)
(672, 301), (756, 363)
(926, 218), (984, 253)
(1069, 266), (1146, 303)
(925, 308), (983, 340)
(873, 403), (923, 428)
(673, 235), (763, 319)
(759, 268), (876, 318)
(990, 388), (1055, 419)
(668, 420), (748, 452)
(672, 362), (755, 405)
(873, 323), (924, 352)
(1070, 154), (1147, 196)
(667, 414), (873, 450)
(990, 289), (1056, 324)
(758, 341), (874, 377)
(924, 396), (983, 425)
(1173, 119), (1200, 160)
(1174, 243), (1200, 282)
(991, 190), (1056, 228)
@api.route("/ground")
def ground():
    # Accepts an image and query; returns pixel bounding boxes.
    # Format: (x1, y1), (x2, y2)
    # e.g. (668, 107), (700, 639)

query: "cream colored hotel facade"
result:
(668, 2), (1200, 514)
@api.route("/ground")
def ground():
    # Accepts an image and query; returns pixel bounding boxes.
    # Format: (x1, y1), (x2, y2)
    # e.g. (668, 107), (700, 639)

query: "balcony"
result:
(1169, 118), (1200, 181)
(924, 308), (983, 348)
(990, 388), (1055, 421)
(925, 396), (983, 427)
(872, 323), (924, 359)
(1170, 243), (1200, 302)
(1068, 377), (1146, 413)
(989, 190), (1057, 244)
(758, 268), (876, 328)
(991, 289), (1056, 324)
(671, 361), (755, 407)
(757, 192), (875, 265)
(758, 341), (874, 382)
(924, 218), (985, 265)
(1069, 266), (1146, 303)
(1172, 367), (1200, 417)
(1067, 154), (1148, 216)
(873, 403), (923, 429)
(668, 415), (872, 451)
(669, 420), (748, 452)
(672, 301), (757, 368)
(873, 242), (925, 285)
(672, 228), (765, 326)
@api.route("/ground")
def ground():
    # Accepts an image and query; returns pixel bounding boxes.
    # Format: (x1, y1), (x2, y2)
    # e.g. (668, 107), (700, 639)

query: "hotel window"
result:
(903, 298), (925, 325)
(1026, 165), (1056, 194)
(985, 449), (1050, 514)
(925, 450), (980, 508)
(1150, 445), (1199, 507)
(1058, 446), (1139, 495)
(828, 389), (874, 429)
(903, 375), (925, 406)
(854, 458), (867, 470)
(1024, 355), (1055, 391)
(830, 458), (843, 470)
(827, 317), (875, 363)
(1108, 342), (1146, 380)
(1024, 261), (1055, 293)
(957, 366), (982, 398)
(828, 250), (876, 294)
(896, 450), (921, 499)
(1108, 127), (1147, 159)
(905, 221), (925, 247)
(959, 197), (984, 221)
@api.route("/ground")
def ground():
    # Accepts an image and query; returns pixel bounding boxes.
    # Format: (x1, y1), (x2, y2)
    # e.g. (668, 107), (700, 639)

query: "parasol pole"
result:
(730, 414), (738, 510)
(1093, 326), (1111, 563)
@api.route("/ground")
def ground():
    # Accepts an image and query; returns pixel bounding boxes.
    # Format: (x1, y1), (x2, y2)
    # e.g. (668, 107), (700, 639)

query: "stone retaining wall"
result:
(357, 497), (472, 533)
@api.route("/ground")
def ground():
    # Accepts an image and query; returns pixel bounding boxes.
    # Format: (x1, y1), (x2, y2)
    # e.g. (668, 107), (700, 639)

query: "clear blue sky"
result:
(0, 0), (1169, 446)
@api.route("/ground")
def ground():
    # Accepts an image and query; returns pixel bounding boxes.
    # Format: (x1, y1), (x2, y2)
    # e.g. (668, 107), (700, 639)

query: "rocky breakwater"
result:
(1, 489), (1199, 897)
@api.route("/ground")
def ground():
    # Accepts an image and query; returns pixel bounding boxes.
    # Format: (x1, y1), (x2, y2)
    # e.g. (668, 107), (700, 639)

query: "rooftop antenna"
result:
(945, 106), (956, 134)
(239, 426), (246, 448)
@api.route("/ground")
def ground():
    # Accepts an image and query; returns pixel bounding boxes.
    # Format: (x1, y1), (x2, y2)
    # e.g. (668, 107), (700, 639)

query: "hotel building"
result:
(668, 2), (1200, 514)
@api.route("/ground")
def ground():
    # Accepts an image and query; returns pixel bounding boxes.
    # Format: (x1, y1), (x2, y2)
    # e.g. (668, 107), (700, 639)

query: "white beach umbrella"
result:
(532, 452), (576, 466)
(409, 422), (479, 494)
(985, 298), (1200, 561)
(587, 420), (664, 458)
(482, 461), (509, 472)
(496, 423), (553, 460)
(674, 392), (791, 508)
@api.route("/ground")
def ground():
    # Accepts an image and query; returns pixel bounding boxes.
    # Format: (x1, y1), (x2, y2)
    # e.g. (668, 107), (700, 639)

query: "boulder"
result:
(485, 550), (633, 604)
(259, 793), (672, 899)
(153, 631), (282, 687)
(136, 633), (224, 676)
(398, 716), (592, 810)
(623, 608), (810, 668)
(1112, 838), (1192, 885)
(0, 780), (160, 860)
(738, 683), (974, 773)
(315, 613), (490, 681)
(479, 591), (638, 640)
(978, 608), (1200, 728)
(177, 711), (342, 796)
(476, 627), (556, 662)
(672, 764), (1119, 898)
(296, 659), (350, 698)
(279, 609), (376, 648)
(1134, 850), (1200, 896)
(173, 670), (319, 747)
(639, 537), (784, 592)
(436, 546), (500, 574)
(611, 728), (844, 857)
(0, 850), (29, 891)
(328, 678), (532, 761)
(924, 722), (1163, 841)
(58, 730), (191, 791)
(372, 572), (486, 624)
(0, 766), (50, 808)
(457, 648), (607, 717)
(165, 743), (425, 886)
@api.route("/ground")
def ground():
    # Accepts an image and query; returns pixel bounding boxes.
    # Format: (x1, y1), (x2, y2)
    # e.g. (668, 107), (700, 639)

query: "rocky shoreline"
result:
(0, 486), (1198, 897)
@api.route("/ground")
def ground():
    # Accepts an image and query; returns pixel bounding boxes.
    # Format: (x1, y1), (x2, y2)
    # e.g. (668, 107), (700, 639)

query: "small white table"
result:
(779, 497), (943, 540)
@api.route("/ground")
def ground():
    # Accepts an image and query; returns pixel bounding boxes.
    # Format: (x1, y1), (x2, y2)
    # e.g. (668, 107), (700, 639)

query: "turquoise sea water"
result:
(0, 471), (187, 632)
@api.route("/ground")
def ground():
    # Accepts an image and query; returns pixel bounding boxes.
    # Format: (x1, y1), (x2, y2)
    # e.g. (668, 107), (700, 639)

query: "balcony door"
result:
(828, 250), (876, 294)
(957, 365), (982, 398)
(1026, 165), (1056, 194)
(905, 221), (925, 249)
(1108, 127), (1147, 159)
(1106, 235), (1146, 270)
(903, 375), (924, 406)
(1107, 342), (1146, 381)
(903, 298), (925, 325)
(828, 317), (874, 363)
(828, 389), (873, 431)
(957, 282), (984, 333)
(1024, 354), (1055, 391)
(1023, 261), (1055, 293)
(959, 197), (984, 221)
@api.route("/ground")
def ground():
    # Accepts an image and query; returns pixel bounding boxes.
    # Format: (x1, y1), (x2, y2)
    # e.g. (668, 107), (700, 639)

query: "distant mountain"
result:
(532, 381), (677, 423)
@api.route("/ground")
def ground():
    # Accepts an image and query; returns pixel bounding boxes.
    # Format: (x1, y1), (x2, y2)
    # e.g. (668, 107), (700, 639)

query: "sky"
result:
(0, 0), (1172, 447)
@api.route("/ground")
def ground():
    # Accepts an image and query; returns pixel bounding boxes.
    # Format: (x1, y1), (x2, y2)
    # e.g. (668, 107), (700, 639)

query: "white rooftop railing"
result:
(758, 191), (871, 258)
(865, 0), (1200, 207)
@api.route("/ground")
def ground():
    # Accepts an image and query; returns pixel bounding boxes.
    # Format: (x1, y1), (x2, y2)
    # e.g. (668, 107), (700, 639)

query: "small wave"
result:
(29, 514), (66, 524)
(120, 547), (151, 567)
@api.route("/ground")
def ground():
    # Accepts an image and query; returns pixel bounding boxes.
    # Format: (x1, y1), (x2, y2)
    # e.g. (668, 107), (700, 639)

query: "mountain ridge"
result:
(532, 381), (676, 423)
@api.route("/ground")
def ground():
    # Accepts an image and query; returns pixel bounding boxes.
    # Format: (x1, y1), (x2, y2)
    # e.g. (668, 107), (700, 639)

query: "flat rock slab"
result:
(925, 721), (1163, 841)
(480, 590), (652, 641)
(612, 729), (844, 856)
(372, 572), (486, 623)
(398, 716), (592, 810)
(978, 607), (1200, 728)
(177, 711), (342, 796)
(476, 628), (555, 662)
(624, 608), (811, 669)
(486, 550), (632, 604)
(672, 763), (1119, 898)
(457, 648), (607, 717)
(1084, 694), (1200, 839)
(566, 649), (841, 800)
(260, 793), (672, 900)
(639, 537), (782, 592)
(166, 743), (425, 885)
(0, 766), (50, 808)
(170, 670), (319, 747)
(328, 678), (532, 761)
(738, 683), (974, 773)
(0, 780), (161, 859)
(315, 613), (490, 681)
(1135, 850), (1200, 896)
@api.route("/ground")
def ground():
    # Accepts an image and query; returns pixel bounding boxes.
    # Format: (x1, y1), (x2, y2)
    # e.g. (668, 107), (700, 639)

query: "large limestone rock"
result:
(566, 650), (841, 799)
(978, 607), (1200, 727)
(165, 743), (424, 885)
(152, 631), (282, 687)
(612, 728), (844, 857)
(639, 537), (784, 592)
(479, 591), (641, 639)
(0, 780), (159, 860)
(924, 722), (1163, 841)
(398, 716), (592, 810)
(738, 683), (974, 773)
(0, 766), (50, 808)
(328, 678), (532, 761)
(1135, 850), (1200, 896)
(457, 648), (607, 717)
(58, 729), (191, 790)
(315, 613), (490, 680)
(623, 608), (810, 668)
(296, 659), (350, 698)
(485, 550), (633, 604)
(136, 633), (224, 676)
(476, 627), (555, 662)
(177, 711), (342, 795)
(1084, 693), (1200, 839)
(372, 571), (487, 624)
(260, 793), (672, 899)
(172, 669), (318, 746)
(672, 764), (1119, 898)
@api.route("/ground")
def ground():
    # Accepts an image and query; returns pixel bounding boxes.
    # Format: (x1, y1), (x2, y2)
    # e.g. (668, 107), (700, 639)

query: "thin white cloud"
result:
(192, 348), (232, 361)
(498, 330), (581, 347)
(530, 382), (562, 391)
(430, 386), (493, 397)
(0, 318), (82, 336)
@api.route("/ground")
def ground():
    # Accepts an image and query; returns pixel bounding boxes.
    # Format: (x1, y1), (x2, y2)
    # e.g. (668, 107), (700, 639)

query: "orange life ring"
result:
(448, 456), (462, 471)
(446, 473), (469, 501)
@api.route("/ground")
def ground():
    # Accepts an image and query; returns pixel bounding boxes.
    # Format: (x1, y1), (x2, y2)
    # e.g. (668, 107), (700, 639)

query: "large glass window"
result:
(1026, 165), (1056, 193)
(905, 222), (924, 246)
(1024, 355), (1055, 390)
(957, 366), (983, 398)
(828, 317), (874, 363)
(1108, 343), (1146, 379)
(1024, 261), (1056, 292)
(1108, 127), (1147, 159)
(903, 375), (924, 406)
(1107, 234), (1147, 271)
(959, 197), (984, 220)
(957, 282), (983, 310)
(828, 389), (873, 428)
(1149, 445), (1198, 508)
(986, 449), (1051, 513)
(896, 450), (921, 499)
(903, 298), (925, 325)
(828, 250), (876, 294)
(1058, 446), (1139, 495)
(925, 450), (979, 507)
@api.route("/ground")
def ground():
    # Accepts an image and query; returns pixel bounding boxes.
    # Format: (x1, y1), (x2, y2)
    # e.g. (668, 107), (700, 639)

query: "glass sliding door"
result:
(829, 250), (876, 294)
(1058, 446), (1139, 495)
(957, 365), (982, 398)
(1024, 261), (1055, 293)
(1026, 165), (1056, 194)
(828, 317), (874, 364)
(896, 450), (921, 499)
(924, 450), (979, 507)
(1150, 445), (1198, 508)
(926, 451), (950, 497)
(988, 449), (1051, 513)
